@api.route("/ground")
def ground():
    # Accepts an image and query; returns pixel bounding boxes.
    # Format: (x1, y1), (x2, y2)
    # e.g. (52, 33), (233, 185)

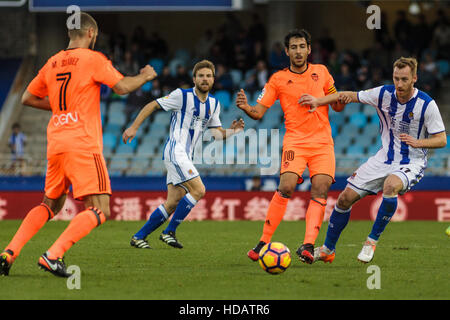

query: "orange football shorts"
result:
(45, 152), (111, 200)
(280, 143), (336, 184)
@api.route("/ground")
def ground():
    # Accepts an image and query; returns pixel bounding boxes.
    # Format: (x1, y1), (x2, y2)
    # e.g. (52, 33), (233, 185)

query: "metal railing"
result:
(0, 152), (448, 177)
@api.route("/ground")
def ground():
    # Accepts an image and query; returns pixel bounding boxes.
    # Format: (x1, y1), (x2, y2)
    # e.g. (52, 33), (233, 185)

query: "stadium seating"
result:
(149, 58), (165, 75)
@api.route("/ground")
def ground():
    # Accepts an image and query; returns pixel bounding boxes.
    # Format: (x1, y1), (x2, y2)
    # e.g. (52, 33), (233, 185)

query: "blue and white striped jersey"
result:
(156, 87), (222, 160)
(358, 85), (445, 166)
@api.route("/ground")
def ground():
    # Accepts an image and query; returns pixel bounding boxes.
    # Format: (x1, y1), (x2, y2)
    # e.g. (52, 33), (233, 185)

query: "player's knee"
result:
(190, 185), (206, 200)
(337, 193), (353, 210)
(277, 184), (295, 198)
(382, 184), (400, 197)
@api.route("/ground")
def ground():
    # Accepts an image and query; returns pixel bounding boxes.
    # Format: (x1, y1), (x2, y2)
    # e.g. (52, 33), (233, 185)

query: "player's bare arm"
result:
(113, 65), (157, 95)
(21, 90), (51, 111)
(122, 100), (161, 144)
(236, 89), (268, 120)
(210, 118), (245, 140)
(399, 131), (447, 149)
(299, 92), (352, 113)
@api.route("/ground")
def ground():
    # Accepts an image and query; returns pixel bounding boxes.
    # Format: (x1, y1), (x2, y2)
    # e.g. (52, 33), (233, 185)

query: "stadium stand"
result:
(0, 7), (448, 178)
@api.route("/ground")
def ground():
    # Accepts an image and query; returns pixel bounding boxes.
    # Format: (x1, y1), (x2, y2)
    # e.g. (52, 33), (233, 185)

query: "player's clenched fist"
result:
(140, 65), (158, 81)
(236, 89), (248, 110)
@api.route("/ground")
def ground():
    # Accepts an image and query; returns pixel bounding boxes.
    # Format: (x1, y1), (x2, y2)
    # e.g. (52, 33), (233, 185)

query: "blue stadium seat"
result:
(103, 132), (118, 149)
(103, 122), (123, 134)
(115, 143), (136, 154)
(229, 69), (243, 88)
(214, 90), (231, 109)
(340, 123), (360, 138)
(149, 58), (165, 75)
(109, 157), (129, 172)
(334, 134), (353, 150)
(353, 133), (373, 148)
(437, 60), (449, 77)
(361, 104), (377, 116)
(342, 103), (360, 117)
(349, 112), (368, 128)
(109, 100), (125, 114)
(329, 113), (345, 127)
(169, 58), (185, 77)
(362, 123), (380, 137)
(368, 113), (380, 124)
(330, 122), (338, 138)
(174, 49), (191, 65)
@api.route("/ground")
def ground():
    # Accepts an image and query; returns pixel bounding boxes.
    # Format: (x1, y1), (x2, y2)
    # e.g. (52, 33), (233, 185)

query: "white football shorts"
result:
(346, 156), (425, 198)
(164, 149), (199, 186)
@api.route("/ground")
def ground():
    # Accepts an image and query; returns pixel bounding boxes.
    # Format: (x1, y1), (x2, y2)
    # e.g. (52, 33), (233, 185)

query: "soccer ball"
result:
(258, 242), (291, 274)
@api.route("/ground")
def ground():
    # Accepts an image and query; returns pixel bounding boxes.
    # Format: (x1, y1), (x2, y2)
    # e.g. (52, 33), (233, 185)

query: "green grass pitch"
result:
(0, 220), (449, 300)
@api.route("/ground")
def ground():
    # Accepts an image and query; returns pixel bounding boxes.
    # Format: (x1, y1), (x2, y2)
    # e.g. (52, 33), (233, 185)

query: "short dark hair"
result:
(12, 123), (20, 130)
(192, 59), (215, 77)
(68, 12), (98, 40)
(284, 29), (311, 48)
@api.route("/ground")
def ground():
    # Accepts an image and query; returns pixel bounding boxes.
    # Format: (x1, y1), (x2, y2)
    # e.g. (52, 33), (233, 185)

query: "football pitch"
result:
(0, 220), (449, 300)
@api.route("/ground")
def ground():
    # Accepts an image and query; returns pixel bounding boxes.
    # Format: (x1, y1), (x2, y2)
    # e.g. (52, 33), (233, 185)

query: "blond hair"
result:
(192, 60), (215, 77)
(68, 12), (98, 39)
(393, 57), (418, 76)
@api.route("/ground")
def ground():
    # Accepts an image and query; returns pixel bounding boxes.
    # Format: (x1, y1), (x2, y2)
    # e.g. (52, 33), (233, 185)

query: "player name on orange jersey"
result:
(52, 57), (80, 68)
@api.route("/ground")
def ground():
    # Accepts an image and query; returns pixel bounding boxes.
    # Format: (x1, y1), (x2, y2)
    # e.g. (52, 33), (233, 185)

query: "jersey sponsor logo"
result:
(52, 112), (79, 127)
(257, 88), (266, 101)
(311, 73), (319, 81)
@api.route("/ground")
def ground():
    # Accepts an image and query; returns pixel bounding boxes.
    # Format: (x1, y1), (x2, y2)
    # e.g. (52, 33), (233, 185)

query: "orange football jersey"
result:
(257, 64), (336, 146)
(27, 48), (123, 157)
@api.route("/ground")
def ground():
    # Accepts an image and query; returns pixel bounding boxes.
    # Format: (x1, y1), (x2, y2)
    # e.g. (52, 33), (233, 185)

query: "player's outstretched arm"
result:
(113, 65), (157, 95)
(299, 91), (357, 112)
(236, 89), (268, 120)
(122, 100), (161, 144)
(210, 118), (245, 140)
(399, 131), (447, 149)
(21, 90), (51, 111)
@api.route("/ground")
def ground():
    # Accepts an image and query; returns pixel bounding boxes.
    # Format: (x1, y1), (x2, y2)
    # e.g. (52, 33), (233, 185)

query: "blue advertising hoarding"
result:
(29, 0), (240, 11)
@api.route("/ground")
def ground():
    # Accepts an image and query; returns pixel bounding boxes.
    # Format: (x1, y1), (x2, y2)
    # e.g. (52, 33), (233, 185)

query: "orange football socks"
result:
(47, 207), (105, 259)
(260, 191), (289, 244)
(304, 198), (327, 245)
(5, 203), (54, 259)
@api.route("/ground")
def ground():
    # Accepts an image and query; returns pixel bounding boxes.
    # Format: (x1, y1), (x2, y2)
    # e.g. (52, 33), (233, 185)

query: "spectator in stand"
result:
(417, 61), (439, 97)
(159, 66), (177, 91)
(318, 27), (335, 62)
(355, 65), (373, 90)
(394, 10), (413, 52)
(432, 11), (450, 60)
(214, 63), (233, 92)
(414, 13), (432, 59)
(231, 43), (249, 72)
(269, 42), (289, 71)
(8, 123), (27, 175)
(327, 51), (341, 77)
(335, 63), (356, 91)
(117, 51), (139, 76)
(250, 176), (262, 191)
(195, 29), (214, 60)
(250, 40), (267, 65)
(125, 87), (151, 115)
(247, 13), (266, 45)
(255, 60), (269, 90)
(374, 11), (393, 51)
(174, 64), (191, 89)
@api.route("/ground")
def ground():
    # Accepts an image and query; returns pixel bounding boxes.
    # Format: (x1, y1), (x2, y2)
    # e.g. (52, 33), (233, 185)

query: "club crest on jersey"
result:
(287, 80), (293, 85)
(311, 73), (319, 81)
(408, 112), (414, 120)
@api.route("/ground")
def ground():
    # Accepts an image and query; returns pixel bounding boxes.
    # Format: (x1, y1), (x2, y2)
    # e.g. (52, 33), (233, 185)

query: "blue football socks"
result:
(134, 204), (169, 240)
(368, 196), (398, 241)
(163, 193), (197, 234)
(324, 205), (351, 251)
